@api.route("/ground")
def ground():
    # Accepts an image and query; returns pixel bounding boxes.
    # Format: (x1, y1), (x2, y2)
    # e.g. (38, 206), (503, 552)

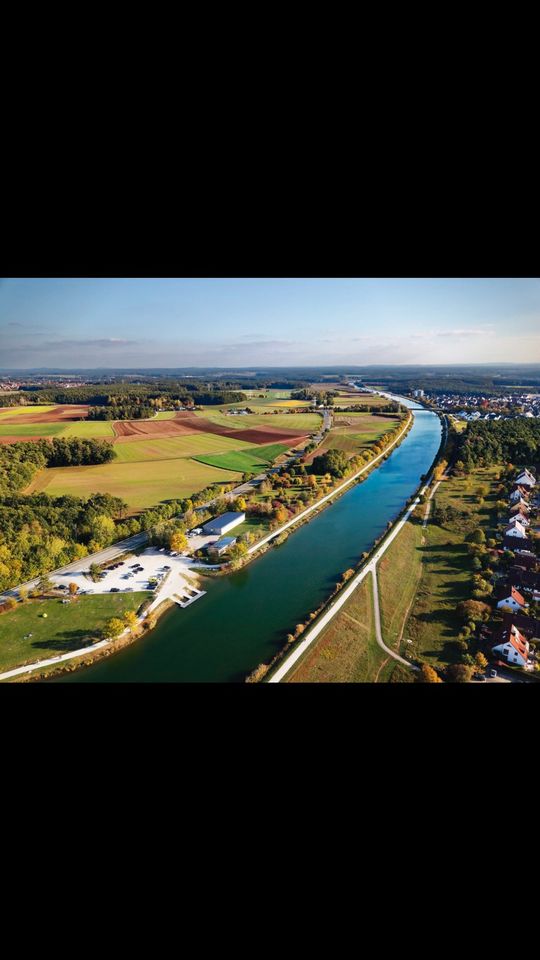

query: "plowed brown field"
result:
(113, 412), (309, 446)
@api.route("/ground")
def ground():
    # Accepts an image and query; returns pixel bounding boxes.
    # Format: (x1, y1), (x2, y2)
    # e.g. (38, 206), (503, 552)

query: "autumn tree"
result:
(420, 664), (442, 683)
(447, 663), (474, 683)
(474, 652), (488, 673)
(123, 611), (139, 633)
(102, 617), (125, 640)
(68, 582), (79, 596)
(170, 531), (188, 553)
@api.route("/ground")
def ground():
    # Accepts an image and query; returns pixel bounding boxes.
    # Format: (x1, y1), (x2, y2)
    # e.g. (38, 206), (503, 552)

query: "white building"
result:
(492, 624), (529, 668)
(202, 512), (246, 536)
(497, 586), (527, 613)
(504, 520), (527, 539)
(515, 469), (536, 488)
(509, 512), (530, 527)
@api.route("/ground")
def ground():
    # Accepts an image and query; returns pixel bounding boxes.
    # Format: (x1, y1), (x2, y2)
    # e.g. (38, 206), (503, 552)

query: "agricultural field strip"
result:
(193, 443), (290, 472)
(0, 405), (57, 419)
(112, 432), (258, 463)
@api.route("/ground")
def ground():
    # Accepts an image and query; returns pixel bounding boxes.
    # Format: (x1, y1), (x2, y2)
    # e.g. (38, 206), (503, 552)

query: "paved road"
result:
(0, 532), (149, 601)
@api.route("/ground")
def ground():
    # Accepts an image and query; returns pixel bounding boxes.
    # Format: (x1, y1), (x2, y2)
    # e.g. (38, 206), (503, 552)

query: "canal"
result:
(59, 398), (441, 682)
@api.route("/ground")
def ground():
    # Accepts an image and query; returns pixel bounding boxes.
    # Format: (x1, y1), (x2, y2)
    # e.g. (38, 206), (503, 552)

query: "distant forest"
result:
(457, 419), (540, 469)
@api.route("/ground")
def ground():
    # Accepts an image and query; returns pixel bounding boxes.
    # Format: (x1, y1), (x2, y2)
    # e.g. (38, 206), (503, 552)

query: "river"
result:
(58, 398), (441, 682)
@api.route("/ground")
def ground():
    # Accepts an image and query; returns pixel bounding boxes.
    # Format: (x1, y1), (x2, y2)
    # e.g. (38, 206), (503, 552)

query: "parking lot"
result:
(51, 546), (207, 612)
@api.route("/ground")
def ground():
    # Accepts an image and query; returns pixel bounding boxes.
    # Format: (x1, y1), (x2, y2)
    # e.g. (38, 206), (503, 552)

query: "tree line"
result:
(457, 419), (540, 471)
(0, 438), (115, 498)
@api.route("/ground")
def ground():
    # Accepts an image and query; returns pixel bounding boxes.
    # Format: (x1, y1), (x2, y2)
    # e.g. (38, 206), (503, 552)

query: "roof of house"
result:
(510, 500), (530, 513)
(498, 585), (526, 607)
(504, 520), (527, 534)
(493, 623), (529, 660)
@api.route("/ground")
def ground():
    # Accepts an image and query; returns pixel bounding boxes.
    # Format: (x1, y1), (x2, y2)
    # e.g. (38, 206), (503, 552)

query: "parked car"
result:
(110, 587), (120, 592)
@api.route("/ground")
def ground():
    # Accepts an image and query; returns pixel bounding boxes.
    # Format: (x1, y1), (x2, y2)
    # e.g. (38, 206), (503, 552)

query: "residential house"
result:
(509, 486), (530, 503)
(504, 520), (527, 539)
(509, 512), (530, 527)
(496, 586), (527, 613)
(513, 549), (538, 570)
(492, 624), (530, 667)
(507, 565), (540, 590)
(515, 469), (536, 488)
(509, 500), (530, 516)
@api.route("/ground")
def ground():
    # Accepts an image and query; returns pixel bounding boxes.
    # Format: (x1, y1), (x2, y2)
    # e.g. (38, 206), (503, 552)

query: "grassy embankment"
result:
(377, 465), (501, 670)
(0, 592), (150, 675)
(286, 572), (412, 683)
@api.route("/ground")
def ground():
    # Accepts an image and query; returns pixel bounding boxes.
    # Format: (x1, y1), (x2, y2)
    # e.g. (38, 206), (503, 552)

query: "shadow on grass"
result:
(31, 630), (97, 652)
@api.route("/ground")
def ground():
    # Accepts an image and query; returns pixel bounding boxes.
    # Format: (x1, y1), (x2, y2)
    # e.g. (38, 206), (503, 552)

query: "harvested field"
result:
(25, 458), (243, 510)
(113, 417), (201, 439)
(0, 405), (57, 419)
(112, 412), (310, 448)
(0, 404), (89, 424)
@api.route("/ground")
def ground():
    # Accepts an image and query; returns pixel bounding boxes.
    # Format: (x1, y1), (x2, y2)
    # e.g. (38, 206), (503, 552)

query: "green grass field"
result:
(287, 572), (412, 683)
(0, 421), (67, 437)
(0, 405), (57, 419)
(195, 410), (322, 432)
(376, 465), (501, 670)
(313, 415), (399, 459)
(377, 518), (424, 653)
(402, 466), (501, 668)
(0, 592), (150, 674)
(25, 458), (243, 509)
(112, 432), (255, 463)
(194, 442), (291, 473)
(60, 420), (116, 438)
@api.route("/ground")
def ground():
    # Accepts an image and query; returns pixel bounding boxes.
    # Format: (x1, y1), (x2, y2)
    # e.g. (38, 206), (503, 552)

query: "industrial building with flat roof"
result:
(202, 511), (246, 536)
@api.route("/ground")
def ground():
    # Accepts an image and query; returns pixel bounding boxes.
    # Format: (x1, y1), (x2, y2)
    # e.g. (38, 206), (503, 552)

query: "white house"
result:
(504, 520), (527, 539)
(497, 586), (527, 613)
(492, 624), (529, 668)
(509, 512), (530, 527)
(509, 488), (526, 504)
(515, 469), (536, 488)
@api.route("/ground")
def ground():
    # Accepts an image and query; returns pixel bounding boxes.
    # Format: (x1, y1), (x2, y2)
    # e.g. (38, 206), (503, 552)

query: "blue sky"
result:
(1, 277), (539, 368)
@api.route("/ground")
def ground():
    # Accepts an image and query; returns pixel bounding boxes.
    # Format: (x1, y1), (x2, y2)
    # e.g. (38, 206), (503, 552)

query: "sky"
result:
(1, 277), (539, 369)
